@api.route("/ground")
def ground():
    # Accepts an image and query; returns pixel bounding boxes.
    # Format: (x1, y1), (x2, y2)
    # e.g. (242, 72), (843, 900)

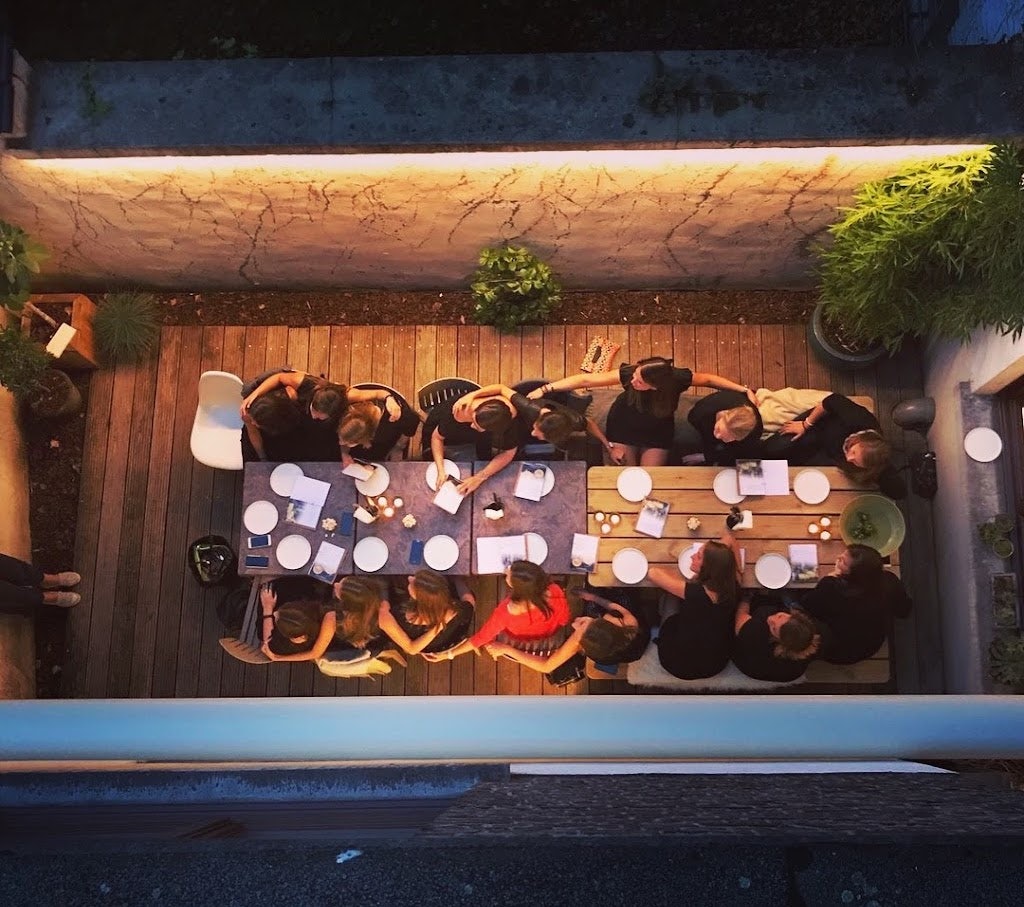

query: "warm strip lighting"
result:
(21, 145), (987, 175)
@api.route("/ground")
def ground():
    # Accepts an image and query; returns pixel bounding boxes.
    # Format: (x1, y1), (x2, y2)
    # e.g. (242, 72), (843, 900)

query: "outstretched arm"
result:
(691, 372), (758, 406)
(457, 446), (516, 496)
(648, 565), (686, 598)
(263, 611), (338, 662)
(486, 618), (590, 673)
(377, 601), (444, 655)
(240, 370), (306, 417)
(452, 384), (514, 419)
(584, 416), (624, 464)
(526, 370), (621, 399)
(349, 387), (402, 419)
(734, 599), (752, 634)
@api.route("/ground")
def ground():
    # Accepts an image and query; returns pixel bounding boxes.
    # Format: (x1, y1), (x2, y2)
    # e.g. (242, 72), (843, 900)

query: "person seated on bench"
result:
(259, 582), (337, 663)
(438, 561), (570, 661)
(337, 397), (421, 465)
(378, 570), (476, 659)
(732, 593), (822, 683)
(760, 392), (906, 499)
(423, 394), (531, 497)
(0, 552), (81, 612)
(675, 389), (764, 465)
(483, 588), (649, 673)
(452, 383), (618, 461)
(647, 529), (741, 680)
(799, 543), (912, 665)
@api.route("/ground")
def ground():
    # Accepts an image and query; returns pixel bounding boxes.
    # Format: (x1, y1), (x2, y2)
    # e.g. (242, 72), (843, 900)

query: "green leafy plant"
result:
(470, 245), (561, 333)
(818, 143), (1024, 353)
(0, 220), (47, 313)
(93, 292), (160, 362)
(989, 634), (1024, 692)
(849, 510), (876, 541)
(0, 325), (51, 400)
(979, 514), (1016, 559)
(993, 574), (1020, 630)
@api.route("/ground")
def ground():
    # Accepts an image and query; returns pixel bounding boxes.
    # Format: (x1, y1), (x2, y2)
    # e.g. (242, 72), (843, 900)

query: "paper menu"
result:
(736, 459), (790, 496)
(432, 477), (465, 515)
(286, 475), (331, 528)
(788, 543), (819, 583)
(635, 498), (670, 538)
(569, 533), (599, 573)
(476, 534), (528, 574)
(309, 541), (346, 583)
(342, 461), (375, 480)
(514, 462), (548, 502)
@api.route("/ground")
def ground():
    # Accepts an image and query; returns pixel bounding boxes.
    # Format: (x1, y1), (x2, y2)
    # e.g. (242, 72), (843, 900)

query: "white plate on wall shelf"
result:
(243, 500), (279, 534)
(964, 427), (1002, 462)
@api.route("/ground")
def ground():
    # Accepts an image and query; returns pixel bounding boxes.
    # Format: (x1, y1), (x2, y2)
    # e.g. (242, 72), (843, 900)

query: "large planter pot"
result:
(26, 368), (82, 419)
(807, 303), (887, 372)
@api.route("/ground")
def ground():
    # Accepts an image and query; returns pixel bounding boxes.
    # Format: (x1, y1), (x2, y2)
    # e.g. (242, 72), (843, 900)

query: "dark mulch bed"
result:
(156, 289), (816, 327)
(12, 2), (906, 62)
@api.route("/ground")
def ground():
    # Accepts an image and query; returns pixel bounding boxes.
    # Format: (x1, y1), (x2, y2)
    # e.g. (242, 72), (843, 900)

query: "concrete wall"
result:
(923, 329), (1024, 692)
(0, 146), (983, 292)
(949, 0), (1024, 43)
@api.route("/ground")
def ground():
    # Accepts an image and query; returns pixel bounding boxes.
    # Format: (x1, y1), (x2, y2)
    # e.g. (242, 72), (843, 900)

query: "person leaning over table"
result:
(377, 570), (476, 658)
(429, 561), (570, 662)
(674, 389), (764, 466)
(422, 391), (532, 497)
(259, 582), (337, 663)
(646, 527), (742, 680)
(731, 593), (822, 683)
(452, 382), (617, 459)
(758, 392), (907, 499)
(336, 395), (421, 465)
(530, 356), (759, 467)
(798, 543), (912, 665)
(241, 387), (304, 462)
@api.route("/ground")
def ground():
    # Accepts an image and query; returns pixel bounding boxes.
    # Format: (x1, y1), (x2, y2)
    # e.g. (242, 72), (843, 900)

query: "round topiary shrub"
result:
(93, 291), (160, 362)
(470, 245), (561, 333)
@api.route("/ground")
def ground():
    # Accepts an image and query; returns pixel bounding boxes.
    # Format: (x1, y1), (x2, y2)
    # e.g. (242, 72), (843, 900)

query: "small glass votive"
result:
(383, 506), (396, 519)
(819, 530), (832, 541)
(600, 523), (612, 535)
(595, 511), (605, 522)
(393, 497), (404, 509)
(377, 496), (388, 508)
(609, 513), (621, 526)
(819, 516), (831, 528)
(808, 522), (819, 535)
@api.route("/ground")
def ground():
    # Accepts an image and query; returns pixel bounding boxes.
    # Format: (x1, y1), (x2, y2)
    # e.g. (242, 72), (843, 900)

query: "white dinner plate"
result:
(269, 463), (303, 497)
(243, 500), (279, 534)
(355, 464), (390, 497)
(792, 468), (831, 505)
(423, 534), (460, 571)
(616, 467), (653, 503)
(425, 459), (461, 491)
(677, 542), (703, 580)
(712, 468), (745, 505)
(276, 534), (312, 570)
(524, 532), (549, 566)
(755, 553), (791, 590)
(353, 536), (389, 572)
(539, 467), (556, 497)
(964, 427), (1003, 462)
(611, 547), (649, 584)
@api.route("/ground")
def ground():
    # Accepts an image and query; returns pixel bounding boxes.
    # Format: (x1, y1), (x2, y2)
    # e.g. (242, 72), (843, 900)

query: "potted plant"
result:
(0, 219), (46, 311)
(989, 633), (1024, 693)
(0, 325), (81, 418)
(812, 143), (1024, 369)
(470, 245), (561, 333)
(979, 514), (1016, 560)
(92, 291), (160, 362)
(993, 574), (1020, 630)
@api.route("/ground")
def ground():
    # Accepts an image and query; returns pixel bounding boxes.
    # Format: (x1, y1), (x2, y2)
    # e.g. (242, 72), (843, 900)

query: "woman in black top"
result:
(799, 544), (912, 664)
(732, 595), (821, 682)
(647, 531), (741, 680)
(378, 570), (476, 658)
(683, 389), (764, 465)
(532, 357), (756, 466)
(762, 393), (906, 499)
(337, 396), (421, 464)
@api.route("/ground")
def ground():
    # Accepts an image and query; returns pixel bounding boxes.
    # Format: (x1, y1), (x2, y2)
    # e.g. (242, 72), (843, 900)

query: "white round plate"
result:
(677, 542), (703, 580)
(793, 468), (831, 505)
(539, 467), (556, 497)
(425, 459), (461, 491)
(755, 553), (791, 590)
(243, 500), (279, 534)
(616, 467), (653, 503)
(276, 534), (312, 570)
(353, 536), (389, 572)
(269, 462), (303, 497)
(712, 468), (745, 505)
(423, 535), (460, 571)
(611, 547), (649, 584)
(964, 427), (1003, 462)
(524, 532), (549, 566)
(355, 464), (390, 497)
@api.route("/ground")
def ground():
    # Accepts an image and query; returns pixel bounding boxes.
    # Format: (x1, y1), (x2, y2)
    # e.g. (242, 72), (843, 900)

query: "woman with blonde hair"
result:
(378, 570), (476, 657)
(677, 389), (764, 465)
(337, 395), (421, 464)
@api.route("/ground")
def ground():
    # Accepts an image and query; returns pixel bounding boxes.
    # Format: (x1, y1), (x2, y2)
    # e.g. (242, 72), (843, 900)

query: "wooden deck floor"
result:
(65, 323), (941, 698)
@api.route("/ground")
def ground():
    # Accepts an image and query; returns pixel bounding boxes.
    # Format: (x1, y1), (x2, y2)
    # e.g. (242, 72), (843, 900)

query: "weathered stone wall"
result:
(0, 146), (978, 291)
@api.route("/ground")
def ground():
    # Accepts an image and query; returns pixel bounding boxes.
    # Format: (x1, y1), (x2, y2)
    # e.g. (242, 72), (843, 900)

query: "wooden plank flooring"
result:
(66, 324), (939, 698)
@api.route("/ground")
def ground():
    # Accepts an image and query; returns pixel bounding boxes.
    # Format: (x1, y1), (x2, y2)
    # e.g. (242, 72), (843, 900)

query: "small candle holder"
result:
(819, 516), (831, 528)
(377, 496), (389, 508)
(595, 511), (606, 523)
(393, 497), (404, 509)
(808, 522), (820, 536)
(609, 513), (621, 526)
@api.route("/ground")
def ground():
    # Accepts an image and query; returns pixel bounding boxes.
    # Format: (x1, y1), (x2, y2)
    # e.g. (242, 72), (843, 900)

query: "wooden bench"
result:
(218, 580), (270, 664)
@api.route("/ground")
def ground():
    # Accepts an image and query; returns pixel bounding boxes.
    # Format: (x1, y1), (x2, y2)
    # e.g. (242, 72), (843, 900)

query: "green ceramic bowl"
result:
(839, 494), (906, 556)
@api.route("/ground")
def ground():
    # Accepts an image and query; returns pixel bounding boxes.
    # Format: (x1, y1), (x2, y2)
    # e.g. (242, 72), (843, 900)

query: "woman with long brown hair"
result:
(647, 528), (742, 679)
(258, 583), (338, 663)
(377, 570), (476, 657)
(436, 561), (570, 661)
(530, 356), (756, 466)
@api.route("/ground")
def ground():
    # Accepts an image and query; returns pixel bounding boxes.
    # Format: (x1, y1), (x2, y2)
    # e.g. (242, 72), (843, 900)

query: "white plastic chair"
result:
(190, 371), (244, 470)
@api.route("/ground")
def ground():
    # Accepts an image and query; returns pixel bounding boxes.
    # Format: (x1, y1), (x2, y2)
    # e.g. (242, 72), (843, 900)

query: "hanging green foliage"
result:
(470, 245), (561, 333)
(818, 143), (1024, 352)
(0, 220), (47, 313)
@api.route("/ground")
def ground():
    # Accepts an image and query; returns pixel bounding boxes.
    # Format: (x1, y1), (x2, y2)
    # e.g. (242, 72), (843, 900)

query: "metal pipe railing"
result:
(2, 696), (1024, 763)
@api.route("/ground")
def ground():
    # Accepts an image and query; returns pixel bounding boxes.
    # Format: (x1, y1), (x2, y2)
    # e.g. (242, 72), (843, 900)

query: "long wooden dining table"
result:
(587, 465), (900, 589)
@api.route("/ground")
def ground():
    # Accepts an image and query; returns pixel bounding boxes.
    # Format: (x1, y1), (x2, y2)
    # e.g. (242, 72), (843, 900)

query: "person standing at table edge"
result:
(531, 356), (758, 466)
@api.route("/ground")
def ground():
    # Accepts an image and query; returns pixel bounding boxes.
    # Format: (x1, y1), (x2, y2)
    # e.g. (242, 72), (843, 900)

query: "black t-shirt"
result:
(686, 389), (764, 466)
(656, 582), (735, 680)
(618, 361), (694, 416)
(510, 393), (586, 443)
(424, 397), (525, 454)
(732, 604), (812, 682)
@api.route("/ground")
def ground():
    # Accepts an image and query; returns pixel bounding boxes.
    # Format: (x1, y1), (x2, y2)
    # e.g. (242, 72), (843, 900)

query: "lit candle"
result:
(601, 523), (612, 535)
(383, 506), (395, 519)
(393, 497), (404, 509)
(609, 513), (621, 525)
(819, 530), (831, 541)
(595, 511), (605, 522)
(819, 516), (831, 528)
(808, 522), (819, 535)
(377, 496), (388, 507)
